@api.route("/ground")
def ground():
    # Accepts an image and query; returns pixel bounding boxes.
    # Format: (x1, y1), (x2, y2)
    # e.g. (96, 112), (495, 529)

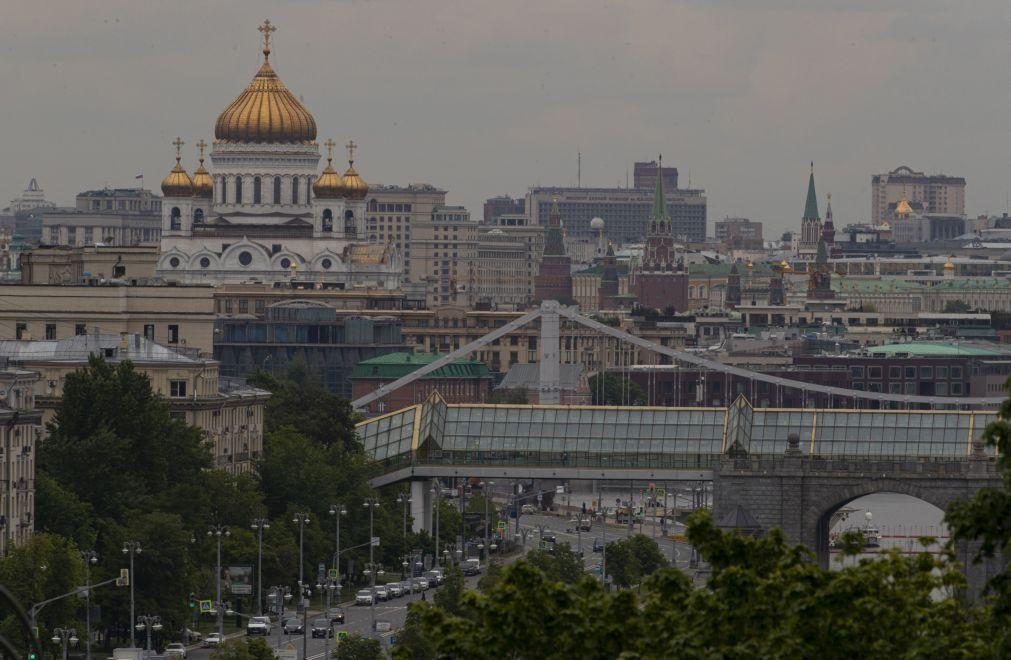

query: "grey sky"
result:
(4, 0), (1011, 236)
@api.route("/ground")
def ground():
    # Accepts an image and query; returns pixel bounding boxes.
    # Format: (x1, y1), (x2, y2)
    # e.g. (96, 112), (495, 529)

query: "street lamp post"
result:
(250, 518), (270, 615)
(598, 507), (609, 588)
(292, 512), (311, 602)
(328, 504), (346, 586)
(363, 497), (380, 639)
(429, 485), (440, 565)
(51, 628), (78, 660)
(481, 481), (495, 562)
(135, 615), (162, 657)
(267, 586), (291, 649)
(121, 541), (142, 647)
(396, 489), (410, 552)
(79, 550), (97, 660)
(207, 525), (229, 636)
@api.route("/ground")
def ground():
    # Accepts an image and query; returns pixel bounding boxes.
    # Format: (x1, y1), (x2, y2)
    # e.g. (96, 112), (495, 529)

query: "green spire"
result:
(651, 155), (670, 221)
(803, 162), (819, 220)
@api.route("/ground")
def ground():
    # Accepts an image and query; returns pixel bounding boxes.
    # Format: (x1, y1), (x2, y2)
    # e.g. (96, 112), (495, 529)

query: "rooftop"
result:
(0, 333), (206, 364)
(352, 352), (490, 380)
(862, 342), (1004, 357)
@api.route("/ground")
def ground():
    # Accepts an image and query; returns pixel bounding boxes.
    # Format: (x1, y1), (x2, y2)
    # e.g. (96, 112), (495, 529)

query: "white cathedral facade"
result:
(155, 20), (400, 289)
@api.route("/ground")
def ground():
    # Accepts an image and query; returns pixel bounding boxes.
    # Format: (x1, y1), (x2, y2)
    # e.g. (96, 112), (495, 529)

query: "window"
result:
(888, 366), (901, 379)
(194, 208), (204, 225)
(170, 380), (187, 398)
(238, 251), (253, 266)
(167, 325), (179, 344)
(144, 324), (154, 340)
(170, 206), (181, 230)
(234, 176), (243, 204)
(75, 324), (87, 336)
(850, 366), (864, 379)
(920, 366), (933, 379)
(225, 299), (233, 313)
(273, 177), (282, 204)
(15, 323), (26, 340)
(904, 366), (916, 379)
(253, 177), (261, 204)
(868, 366), (882, 379)
(45, 324), (56, 340)
(951, 382), (963, 395)
(255, 299), (265, 314)
(951, 366), (963, 379)
(937, 366), (948, 379)
(322, 209), (333, 232)
(292, 177), (299, 204)
(239, 299), (248, 314)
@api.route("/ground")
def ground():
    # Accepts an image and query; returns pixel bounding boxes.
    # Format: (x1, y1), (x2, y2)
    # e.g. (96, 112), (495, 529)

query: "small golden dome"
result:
(780, 259), (792, 272)
(895, 197), (913, 215)
(313, 139), (344, 199)
(214, 22), (316, 144)
(943, 258), (955, 270)
(340, 140), (368, 200)
(191, 139), (212, 198)
(161, 138), (193, 197)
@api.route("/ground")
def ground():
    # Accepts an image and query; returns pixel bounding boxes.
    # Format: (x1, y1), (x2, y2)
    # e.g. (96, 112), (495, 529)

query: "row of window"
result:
(851, 382), (966, 395)
(14, 322), (181, 344)
(849, 365), (964, 380)
(217, 176), (314, 205)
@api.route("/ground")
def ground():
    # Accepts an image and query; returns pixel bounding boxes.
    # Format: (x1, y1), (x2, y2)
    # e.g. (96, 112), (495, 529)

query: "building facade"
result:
(533, 198), (574, 304)
(715, 217), (763, 247)
(351, 351), (492, 414)
(633, 160), (678, 191)
(483, 196), (525, 224)
(20, 245), (159, 284)
(871, 166), (966, 226)
(0, 370), (43, 555)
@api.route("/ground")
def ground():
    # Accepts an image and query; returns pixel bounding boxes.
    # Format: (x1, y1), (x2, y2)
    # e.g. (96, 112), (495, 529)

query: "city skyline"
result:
(5, 1), (1011, 234)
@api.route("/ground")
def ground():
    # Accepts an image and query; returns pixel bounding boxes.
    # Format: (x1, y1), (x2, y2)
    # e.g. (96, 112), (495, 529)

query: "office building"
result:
(483, 195), (525, 224)
(474, 216), (543, 310)
(715, 217), (763, 247)
(633, 160), (678, 191)
(871, 166), (966, 225)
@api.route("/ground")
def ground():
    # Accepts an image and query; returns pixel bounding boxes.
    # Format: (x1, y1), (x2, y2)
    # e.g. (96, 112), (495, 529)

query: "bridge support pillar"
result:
(538, 301), (561, 405)
(411, 480), (432, 534)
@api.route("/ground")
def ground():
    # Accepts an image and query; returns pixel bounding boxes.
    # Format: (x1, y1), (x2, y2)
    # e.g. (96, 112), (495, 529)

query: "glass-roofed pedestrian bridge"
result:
(357, 393), (998, 487)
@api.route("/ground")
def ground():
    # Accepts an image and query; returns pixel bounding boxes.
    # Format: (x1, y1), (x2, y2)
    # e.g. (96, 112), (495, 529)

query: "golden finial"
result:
(258, 19), (276, 59)
(172, 137), (184, 163)
(324, 138), (336, 165)
(345, 140), (358, 164)
(196, 139), (207, 163)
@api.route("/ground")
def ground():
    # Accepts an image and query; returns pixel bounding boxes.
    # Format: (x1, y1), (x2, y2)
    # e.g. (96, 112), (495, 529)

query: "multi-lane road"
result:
(182, 508), (695, 658)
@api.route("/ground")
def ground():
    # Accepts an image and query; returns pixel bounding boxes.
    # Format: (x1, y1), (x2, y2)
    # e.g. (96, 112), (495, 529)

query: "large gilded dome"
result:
(214, 31), (316, 144)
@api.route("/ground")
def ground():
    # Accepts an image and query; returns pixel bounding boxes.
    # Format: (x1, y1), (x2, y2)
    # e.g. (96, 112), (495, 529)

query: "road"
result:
(183, 508), (695, 658)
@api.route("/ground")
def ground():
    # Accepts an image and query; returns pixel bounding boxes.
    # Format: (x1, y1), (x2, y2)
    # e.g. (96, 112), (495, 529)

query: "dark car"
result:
(311, 618), (333, 639)
(283, 618), (304, 634)
(326, 607), (345, 624)
(593, 538), (604, 553)
(542, 533), (557, 544)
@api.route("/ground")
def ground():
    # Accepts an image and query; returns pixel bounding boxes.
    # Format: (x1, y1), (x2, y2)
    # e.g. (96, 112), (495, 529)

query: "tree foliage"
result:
(210, 637), (276, 660)
(335, 633), (383, 660)
(603, 534), (667, 588)
(588, 373), (645, 406)
(524, 544), (585, 584)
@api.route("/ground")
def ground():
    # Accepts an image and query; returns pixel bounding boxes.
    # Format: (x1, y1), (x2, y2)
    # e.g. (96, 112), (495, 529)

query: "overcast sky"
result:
(4, 0), (1011, 236)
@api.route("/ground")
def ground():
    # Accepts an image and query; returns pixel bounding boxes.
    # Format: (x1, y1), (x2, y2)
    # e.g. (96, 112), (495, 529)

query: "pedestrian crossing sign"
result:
(336, 631), (350, 642)
(198, 599), (213, 613)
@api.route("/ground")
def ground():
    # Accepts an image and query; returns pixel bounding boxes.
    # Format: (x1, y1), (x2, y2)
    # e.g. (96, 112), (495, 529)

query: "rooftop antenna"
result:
(577, 151), (581, 188)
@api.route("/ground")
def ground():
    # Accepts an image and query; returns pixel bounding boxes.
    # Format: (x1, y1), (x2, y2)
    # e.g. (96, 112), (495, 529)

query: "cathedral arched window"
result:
(699, 285), (707, 299)
(307, 176), (314, 201)
(221, 179), (228, 205)
(344, 210), (356, 237)
(170, 207), (181, 231)
(234, 176), (243, 204)
(193, 208), (204, 225)
(322, 209), (333, 233)
(291, 178), (299, 205)
(273, 177), (282, 204)
(253, 177), (262, 204)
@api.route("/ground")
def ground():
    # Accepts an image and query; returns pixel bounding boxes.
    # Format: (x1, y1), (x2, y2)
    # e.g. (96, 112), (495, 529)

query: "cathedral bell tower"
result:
(160, 138), (194, 236)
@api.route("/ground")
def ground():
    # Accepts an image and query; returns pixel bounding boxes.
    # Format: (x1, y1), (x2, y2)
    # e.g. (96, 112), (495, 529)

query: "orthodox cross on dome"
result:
(324, 138), (336, 164)
(258, 19), (277, 58)
(196, 139), (207, 161)
(345, 140), (358, 164)
(172, 137), (184, 161)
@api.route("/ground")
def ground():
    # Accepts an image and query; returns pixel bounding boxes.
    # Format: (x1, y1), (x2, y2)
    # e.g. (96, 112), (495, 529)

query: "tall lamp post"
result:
(363, 497), (380, 639)
(267, 586), (291, 649)
(135, 615), (162, 657)
(51, 627), (78, 660)
(598, 507), (610, 588)
(250, 518), (270, 615)
(328, 504), (346, 584)
(121, 541), (142, 647)
(292, 512), (311, 601)
(429, 485), (441, 565)
(396, 489), (411, 550)
(480, 481), (495, 561)
(207, 525), (229, 636)
(79, 550), (98, 660)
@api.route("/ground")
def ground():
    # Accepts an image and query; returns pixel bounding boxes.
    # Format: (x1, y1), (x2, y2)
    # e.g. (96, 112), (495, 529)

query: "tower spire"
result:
(803, 162), (819, 220)
(651, 154), (669, 221)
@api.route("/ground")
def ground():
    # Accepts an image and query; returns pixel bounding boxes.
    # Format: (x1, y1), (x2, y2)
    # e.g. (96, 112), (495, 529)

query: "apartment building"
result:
(0, 369), (43, 555)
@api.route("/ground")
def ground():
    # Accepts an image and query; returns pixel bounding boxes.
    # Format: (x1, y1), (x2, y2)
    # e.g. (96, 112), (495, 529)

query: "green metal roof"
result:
(803, 167), (819, 220)
(352, 352), (490, 380)
(864, 342), (1002, 357)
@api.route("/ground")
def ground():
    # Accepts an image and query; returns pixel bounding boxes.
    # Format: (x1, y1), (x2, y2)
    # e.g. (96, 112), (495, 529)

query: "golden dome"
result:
(895, 197), (913, 215)
(341, 139), (368, 200)
(214, 21), (316, 144)
(161, 138), (193, 197)
(780, 259), (792, 272)
(313, 140), (344, 199)
(944, 257), (955, 270)
(191, 139), (212, 198)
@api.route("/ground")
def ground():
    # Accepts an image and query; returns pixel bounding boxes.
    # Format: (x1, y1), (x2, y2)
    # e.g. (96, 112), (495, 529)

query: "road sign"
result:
(328, 568), (339, 579)
(371, 536), (381, 546)
(336, 631), (350, 642)
(198, 600), (213, 613)
(497, 521), (507, 530)
(656, 488), (666, 498)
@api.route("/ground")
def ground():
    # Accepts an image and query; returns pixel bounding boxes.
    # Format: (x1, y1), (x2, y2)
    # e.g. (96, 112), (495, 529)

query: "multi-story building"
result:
(40, 188), (163, 248)
(1, 179), (59, 245)
(0, 283), (216, 354)
(0, 332), (270, 473)
(527, 185), (707, 244)
(351, 351), (492, 414)
(633, 160), (678, 191)
(482, 195), (525, 224)
(214, 300), (411, 397)
(4, 178), (56, 215)
(0, 369), (43, 555)
(410, 205), (478, 307)
(715, 217), (763, 247)
(20, 245), (159, 284)
(871, 166), (966, 226)
(474, 220), (543, 310)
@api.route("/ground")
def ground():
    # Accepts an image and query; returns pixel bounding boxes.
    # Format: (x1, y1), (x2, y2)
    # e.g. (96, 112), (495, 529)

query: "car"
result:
(462, 558), (481, 576)
(400, 580), (414, 595)
(246, 616), (271, 636)
(521, 504), (537, 514)
(374, 585), (389, 601)
(282, 618), (304, 634)
(423, 570), (442, 587)
(164, 643), (187, 659)
(541, 533), (557, 544)
(311, 618), (333, 639)
(326, 607), (345, 624)
(592, 538), (604, 552)
(202, 633), (223, 648)
(356, 589), (374, 605)
(184, 629), (202, 644)
(387, 582), (403, 598)
(417, 577), (430, 591)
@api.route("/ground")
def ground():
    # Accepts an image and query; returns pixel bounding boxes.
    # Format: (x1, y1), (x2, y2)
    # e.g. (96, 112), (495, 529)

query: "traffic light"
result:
(188, 594), (197, 610)
(28, 653), (38, 660)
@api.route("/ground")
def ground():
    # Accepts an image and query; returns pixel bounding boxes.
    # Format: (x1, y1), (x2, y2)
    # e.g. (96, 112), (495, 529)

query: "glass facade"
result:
(357, 395), (997, 471)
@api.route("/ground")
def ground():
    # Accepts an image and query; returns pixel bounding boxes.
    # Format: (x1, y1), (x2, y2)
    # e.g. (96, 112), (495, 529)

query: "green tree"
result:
(588, 373), (646, 406)
(486, 387), (529, 404)
(432, 566), (465, 615)
(603, 534), (667, 588)
(944, 299), (972, 313)
(525, 544), (585, 584)
(210, 637), (276, 660)
(335, 633), (383, 660)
